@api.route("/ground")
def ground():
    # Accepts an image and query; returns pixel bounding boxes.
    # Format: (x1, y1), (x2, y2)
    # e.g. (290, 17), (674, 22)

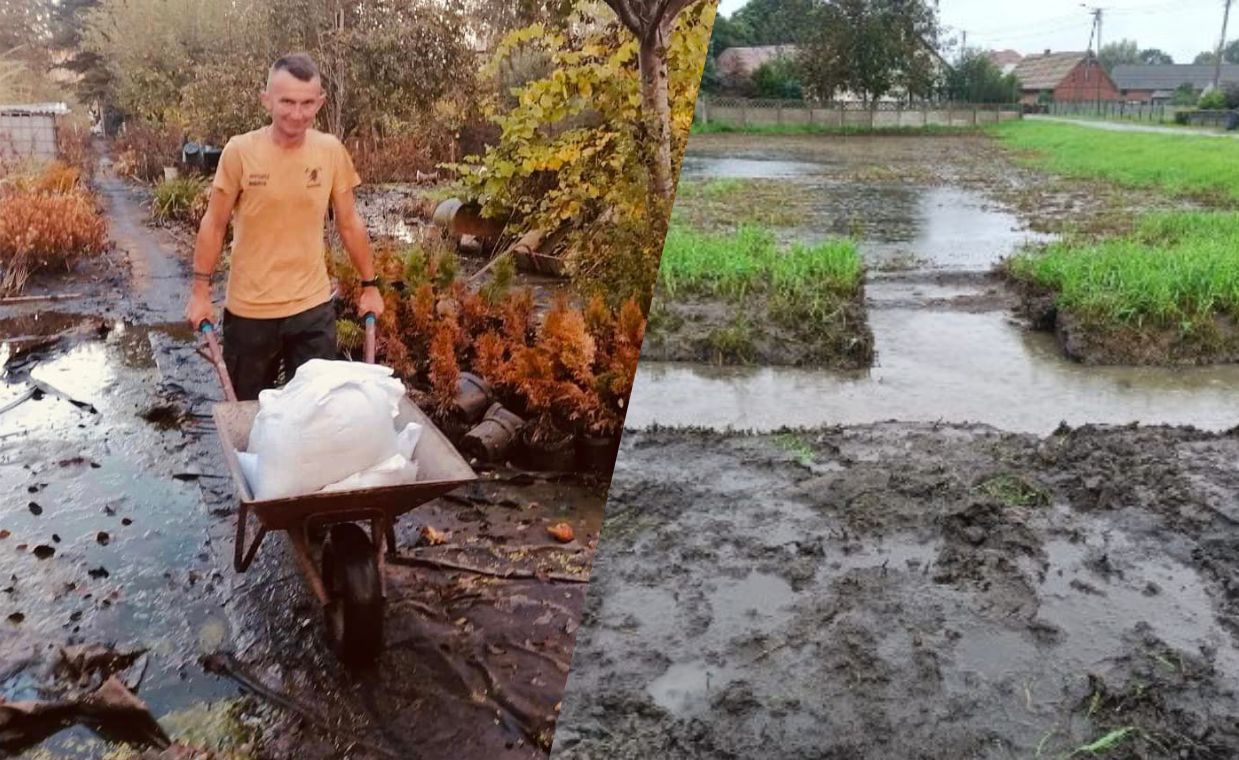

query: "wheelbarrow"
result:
(197, 314), (477, 664)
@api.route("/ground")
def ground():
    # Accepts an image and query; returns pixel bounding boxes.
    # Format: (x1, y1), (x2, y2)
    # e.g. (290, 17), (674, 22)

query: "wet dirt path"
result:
(634, 134), (1239, 433)
(2, 165), (603, 757)
(553, 424), (1239, 759)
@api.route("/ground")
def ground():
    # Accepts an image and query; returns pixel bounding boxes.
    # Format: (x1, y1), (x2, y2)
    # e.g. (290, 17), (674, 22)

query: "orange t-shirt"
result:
(212, 127), (361, 319)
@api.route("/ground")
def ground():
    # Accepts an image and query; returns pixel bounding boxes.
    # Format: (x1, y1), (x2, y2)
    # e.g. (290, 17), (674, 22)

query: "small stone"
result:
(28, 502), (42, 516)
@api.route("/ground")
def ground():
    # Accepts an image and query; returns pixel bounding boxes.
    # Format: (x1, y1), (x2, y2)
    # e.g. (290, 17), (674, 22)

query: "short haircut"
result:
(268, 53), (321, 86)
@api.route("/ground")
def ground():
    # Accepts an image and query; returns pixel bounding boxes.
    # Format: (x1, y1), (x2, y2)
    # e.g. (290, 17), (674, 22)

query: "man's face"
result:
(261, 69), (325, 140)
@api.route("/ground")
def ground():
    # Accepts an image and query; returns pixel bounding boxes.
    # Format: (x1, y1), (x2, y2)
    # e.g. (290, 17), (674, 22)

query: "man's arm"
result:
(331, 185), (384, 318)
(185, 187), (238, 328)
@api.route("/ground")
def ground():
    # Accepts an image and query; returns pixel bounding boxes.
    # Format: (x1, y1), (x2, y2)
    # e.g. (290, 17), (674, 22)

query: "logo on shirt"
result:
(247, 173), (269, 187)
(305, 166), (323, 188)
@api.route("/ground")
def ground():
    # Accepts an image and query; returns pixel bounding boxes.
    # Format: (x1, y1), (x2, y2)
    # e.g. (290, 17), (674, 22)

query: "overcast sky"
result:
(715, 0), (1233, 64)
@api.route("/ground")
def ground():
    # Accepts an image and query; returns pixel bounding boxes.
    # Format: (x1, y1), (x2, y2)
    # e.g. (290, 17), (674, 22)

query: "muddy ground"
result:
(643, 288), (873, 369)
(1, 152), (602, 758)
(552, 423), (1239, 760)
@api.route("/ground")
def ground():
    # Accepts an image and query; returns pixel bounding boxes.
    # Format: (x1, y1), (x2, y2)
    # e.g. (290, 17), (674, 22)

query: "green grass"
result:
(691, 121), (981, 137)
(1010, 211), (1239, 327)
(659, 223), (863, 302)
(974, 474), (1049, 508)
(989, 120), (1239, 203)
(151, 175), (208, 223)
(774, 433), (814, 466)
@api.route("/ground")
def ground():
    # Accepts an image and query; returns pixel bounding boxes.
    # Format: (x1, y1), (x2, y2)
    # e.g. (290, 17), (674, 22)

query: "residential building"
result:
(1010, 51), (1118, 104)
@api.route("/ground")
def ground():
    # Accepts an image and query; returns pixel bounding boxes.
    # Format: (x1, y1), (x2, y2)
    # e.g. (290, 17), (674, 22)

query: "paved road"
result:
(1028, 114), (1239, 138)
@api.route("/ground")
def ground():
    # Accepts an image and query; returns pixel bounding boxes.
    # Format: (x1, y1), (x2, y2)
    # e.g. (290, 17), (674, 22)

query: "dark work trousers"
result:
(222, 300), (338, 401)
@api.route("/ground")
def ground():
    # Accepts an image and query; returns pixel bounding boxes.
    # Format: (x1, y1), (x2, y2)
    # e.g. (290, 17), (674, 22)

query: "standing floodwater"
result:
(636, 139), (1238, 432)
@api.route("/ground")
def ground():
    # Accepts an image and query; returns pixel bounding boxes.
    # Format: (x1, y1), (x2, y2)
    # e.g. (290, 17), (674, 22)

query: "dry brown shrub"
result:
(0, 189), (108, 293)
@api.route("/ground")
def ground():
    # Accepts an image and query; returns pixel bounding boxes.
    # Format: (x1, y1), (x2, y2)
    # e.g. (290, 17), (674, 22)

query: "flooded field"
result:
(552, 131), (1239, 760)
(640, 135), (1237, 432)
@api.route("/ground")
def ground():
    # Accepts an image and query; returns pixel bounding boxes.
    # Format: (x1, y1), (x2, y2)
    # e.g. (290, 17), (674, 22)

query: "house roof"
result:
(1011, 52), (1090, 90)
(1111, 64), (1239, 91)
(716, 46), (799, 79)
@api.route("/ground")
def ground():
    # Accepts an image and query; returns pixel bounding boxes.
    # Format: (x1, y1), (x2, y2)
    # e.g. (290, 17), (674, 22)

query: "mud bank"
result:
(1014, 281), (1239, 367)
(643, 289), (873, 369)
(552, 423), (1239, 759)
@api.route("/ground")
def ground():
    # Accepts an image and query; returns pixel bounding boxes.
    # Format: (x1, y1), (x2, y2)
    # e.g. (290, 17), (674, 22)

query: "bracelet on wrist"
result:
(192, 271), (213, 283)
(360, 277), (381, 289)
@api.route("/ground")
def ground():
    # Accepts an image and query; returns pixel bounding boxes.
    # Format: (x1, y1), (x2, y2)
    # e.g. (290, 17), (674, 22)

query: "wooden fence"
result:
(695, 96), (1023, 129)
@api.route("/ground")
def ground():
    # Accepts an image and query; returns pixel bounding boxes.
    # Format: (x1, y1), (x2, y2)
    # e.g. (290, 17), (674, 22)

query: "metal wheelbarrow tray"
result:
(201, 317), (476, 664)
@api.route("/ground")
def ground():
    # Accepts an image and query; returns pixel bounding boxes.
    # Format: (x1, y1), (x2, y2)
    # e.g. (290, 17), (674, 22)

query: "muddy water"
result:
(0, 326), (238, 752)
(628, 310), (1239, 434)
(640, 151), (1238, 432)
(553, 425), (1239, 759)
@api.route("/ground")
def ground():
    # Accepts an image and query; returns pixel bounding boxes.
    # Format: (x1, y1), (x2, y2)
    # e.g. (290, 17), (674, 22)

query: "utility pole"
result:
(1083, 5), (1105, 109)
(1213, 0), (1233, 91)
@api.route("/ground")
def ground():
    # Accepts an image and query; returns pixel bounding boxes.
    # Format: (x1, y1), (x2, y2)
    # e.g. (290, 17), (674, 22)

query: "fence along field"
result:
(695, 96), (1023, 130)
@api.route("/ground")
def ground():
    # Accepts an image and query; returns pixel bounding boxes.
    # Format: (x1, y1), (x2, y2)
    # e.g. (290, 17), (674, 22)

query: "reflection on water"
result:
(678, 157), (1049, 269)
(628, 310), (1239, 434)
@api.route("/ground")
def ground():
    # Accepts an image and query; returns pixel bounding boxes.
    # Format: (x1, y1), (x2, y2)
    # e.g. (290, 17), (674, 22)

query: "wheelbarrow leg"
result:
(384, 522), (397, 557)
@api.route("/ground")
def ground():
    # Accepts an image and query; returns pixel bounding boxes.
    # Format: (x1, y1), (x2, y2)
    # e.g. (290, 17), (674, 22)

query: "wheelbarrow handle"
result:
(199, 320), (238, 402)
(363, 312), (377, 365)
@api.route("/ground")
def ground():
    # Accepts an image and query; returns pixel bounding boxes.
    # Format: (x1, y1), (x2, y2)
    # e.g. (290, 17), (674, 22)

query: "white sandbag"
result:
(236, 451), (259, 496)
(396, 421), (423, 459)
(318, 454), (420, 493)
(245, 359), (406, 500)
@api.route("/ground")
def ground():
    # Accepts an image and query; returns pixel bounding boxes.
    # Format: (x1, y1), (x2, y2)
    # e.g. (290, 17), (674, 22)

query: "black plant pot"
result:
(514, 427), (577, 472)
(576, 433), (621, 473)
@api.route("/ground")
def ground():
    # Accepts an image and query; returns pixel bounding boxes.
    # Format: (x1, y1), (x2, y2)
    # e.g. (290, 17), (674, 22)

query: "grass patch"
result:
(989, 120), (1239, 203)
(671, 178), (808, 230)
(660, 223), (862, 305)
(1009, 211), (1239, 329)
(774, 433), (814, 466)
(692, 121), (980, 137)
(152, 175), (209, 224)
(974, 474), (1049, 508)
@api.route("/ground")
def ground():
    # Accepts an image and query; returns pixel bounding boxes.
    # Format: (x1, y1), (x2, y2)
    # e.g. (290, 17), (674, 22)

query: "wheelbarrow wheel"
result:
(321, 523), (384, 665)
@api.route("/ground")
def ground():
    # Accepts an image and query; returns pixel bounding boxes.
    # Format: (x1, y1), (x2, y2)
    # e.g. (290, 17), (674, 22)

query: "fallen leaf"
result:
(419, 525), (448, 545)
(546, 523), (574, 543)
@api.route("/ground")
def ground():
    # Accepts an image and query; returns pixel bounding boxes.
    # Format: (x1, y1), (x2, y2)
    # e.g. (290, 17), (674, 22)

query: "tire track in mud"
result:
(553, 423), (1239, 760)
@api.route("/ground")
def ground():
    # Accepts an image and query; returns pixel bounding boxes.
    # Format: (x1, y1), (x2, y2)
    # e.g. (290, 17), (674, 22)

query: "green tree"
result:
(799, 0), (942, 104)
(1099, 39), (1139, 72)
(945, 48), (1018, 103)
(1170, 82), (1198, 105)
(752, 56), (802, 99)
(732, 0), (815, 45)
(1139, 48), (1173, 65)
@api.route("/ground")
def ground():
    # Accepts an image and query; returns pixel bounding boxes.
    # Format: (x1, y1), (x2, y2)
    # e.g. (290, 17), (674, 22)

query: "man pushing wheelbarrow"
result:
(183, 54), (476, 665)
(184, 52), (384, 397)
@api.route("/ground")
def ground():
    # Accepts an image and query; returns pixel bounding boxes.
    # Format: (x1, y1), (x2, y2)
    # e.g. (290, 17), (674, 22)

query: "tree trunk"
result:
(637, 19), (673, 200)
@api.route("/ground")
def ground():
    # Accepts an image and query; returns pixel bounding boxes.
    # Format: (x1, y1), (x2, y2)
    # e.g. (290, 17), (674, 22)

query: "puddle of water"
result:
(629, 310), (1239, 434)
(0, 332), (237, 722)
(680, 156), (824, 179)
(647, 659), (741, 715)
(805, 185), (1045, 270)
(678, 156), (1049, 270)
(829, 540), (939, 575)
(707, 571), (795, 635)
(1035, 537), (1239, 678)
